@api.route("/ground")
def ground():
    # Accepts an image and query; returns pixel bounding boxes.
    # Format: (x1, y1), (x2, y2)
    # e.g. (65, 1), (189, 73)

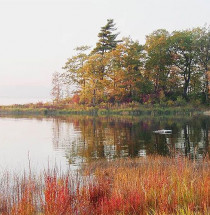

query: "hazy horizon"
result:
(0, 0), (209, 105)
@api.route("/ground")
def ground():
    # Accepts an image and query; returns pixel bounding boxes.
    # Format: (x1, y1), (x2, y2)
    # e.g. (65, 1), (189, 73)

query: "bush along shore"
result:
(0, 156), (209, 215)
(0, 102), (206, 116)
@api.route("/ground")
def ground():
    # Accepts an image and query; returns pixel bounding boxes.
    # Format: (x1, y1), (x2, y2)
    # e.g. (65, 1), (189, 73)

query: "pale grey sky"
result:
(0, 0), (209, 104)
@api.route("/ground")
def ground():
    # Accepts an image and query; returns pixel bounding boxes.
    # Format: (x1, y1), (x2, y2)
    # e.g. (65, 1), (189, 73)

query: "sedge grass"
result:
(0, 156), (209, 215)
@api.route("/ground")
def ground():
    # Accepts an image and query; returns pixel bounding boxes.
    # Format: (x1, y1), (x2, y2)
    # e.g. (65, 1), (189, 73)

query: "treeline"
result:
(51, 19), (210, 106)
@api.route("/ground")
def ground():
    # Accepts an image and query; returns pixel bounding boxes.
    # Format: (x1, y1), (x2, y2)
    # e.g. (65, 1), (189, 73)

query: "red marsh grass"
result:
(0, 156), (209, 214)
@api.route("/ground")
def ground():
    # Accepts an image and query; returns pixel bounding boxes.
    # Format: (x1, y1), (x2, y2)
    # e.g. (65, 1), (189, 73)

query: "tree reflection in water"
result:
(51, 116), (210, 165)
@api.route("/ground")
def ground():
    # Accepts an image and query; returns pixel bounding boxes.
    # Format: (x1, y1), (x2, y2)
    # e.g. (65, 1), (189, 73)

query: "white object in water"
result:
(153, 129), (172, 134)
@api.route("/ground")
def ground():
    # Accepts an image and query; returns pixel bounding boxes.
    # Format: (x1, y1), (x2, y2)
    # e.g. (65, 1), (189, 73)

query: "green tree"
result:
(121, 38), (145, 102)
(169, 30), (198, 100)
(91, 19), (121, 82)
(105, 38), (146, 103)
(194, 26), (210, 102)
(145, 29), (172, 96)
(92, 19), (121, 55)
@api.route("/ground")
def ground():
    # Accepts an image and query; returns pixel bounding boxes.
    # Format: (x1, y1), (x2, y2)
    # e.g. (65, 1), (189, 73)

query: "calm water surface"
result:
(0, 115), (209, 172)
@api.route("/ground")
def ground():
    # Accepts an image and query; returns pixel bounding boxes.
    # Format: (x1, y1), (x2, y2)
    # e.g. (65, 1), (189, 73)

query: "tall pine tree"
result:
(92, 19), (121, 55)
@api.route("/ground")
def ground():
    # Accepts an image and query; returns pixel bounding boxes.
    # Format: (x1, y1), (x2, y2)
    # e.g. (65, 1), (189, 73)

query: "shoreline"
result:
(0, 105), (207, 117)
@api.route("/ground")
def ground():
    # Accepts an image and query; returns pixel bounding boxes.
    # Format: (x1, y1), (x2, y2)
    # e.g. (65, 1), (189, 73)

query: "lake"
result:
(0, 115), (209, 172)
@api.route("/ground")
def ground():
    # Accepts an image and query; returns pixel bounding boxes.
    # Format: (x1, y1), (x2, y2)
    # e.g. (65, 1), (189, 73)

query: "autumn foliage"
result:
(56, 21), (210, 106)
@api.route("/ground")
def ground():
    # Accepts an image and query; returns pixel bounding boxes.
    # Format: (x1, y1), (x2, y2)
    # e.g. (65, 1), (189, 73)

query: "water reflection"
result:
(0, 115), (209, 171)
(51, 116), (210, 164)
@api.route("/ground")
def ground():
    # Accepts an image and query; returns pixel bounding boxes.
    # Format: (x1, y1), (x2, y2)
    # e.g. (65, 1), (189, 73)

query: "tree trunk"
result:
(183, 82), (189, 100)
(93, 89), (96, 107)
(183, 68), (191, 101)
(205, 66), (209, 103)
(84, 79), (86, 104)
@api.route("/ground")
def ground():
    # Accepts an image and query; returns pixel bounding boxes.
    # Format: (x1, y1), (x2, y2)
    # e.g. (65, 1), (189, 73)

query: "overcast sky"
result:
(0, 0), (209, 104)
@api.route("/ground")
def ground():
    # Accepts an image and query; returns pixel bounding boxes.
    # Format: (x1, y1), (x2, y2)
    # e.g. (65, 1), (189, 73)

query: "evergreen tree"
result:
(92, 19), (121, 55)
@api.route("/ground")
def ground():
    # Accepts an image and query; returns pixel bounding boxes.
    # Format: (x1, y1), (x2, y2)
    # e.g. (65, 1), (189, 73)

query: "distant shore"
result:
(0, 103), (207, 116)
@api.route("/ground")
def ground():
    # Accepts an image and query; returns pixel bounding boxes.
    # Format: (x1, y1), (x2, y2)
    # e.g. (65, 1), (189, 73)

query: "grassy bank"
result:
(0, 156), (209, 214)
(0, 103), (206, 116)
